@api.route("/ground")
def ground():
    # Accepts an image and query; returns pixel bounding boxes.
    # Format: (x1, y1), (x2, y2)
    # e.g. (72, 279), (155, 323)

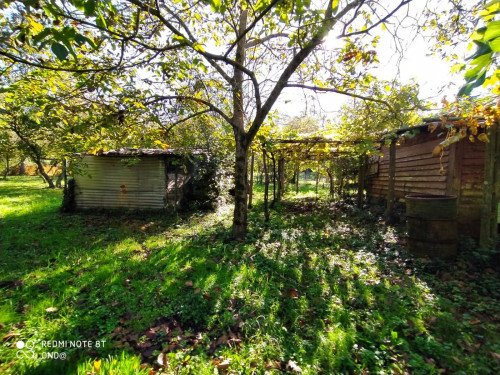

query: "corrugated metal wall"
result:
(366, 133), (450, 199)
(74, 156), (167, 209)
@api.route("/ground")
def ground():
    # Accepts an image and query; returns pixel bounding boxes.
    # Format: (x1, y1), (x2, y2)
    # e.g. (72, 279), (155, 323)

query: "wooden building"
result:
(71, 148), (215, 211)
(366, 123), (499, 238)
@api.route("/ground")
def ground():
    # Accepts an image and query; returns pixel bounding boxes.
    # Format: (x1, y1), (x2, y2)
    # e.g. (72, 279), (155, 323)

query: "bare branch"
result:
(285, 83), (395, 113)
(162, 109), (211, 135)
(247, 0), (365, 141)
(340, 0), (413, 38)
(245, 33), (290, 48)
(224, 0), (283, 58)
(145, 95), (233, 125)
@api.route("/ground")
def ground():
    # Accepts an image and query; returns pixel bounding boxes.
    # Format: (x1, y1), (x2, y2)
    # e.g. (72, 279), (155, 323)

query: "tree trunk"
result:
(19, 158), (26, 175)
(2, 153), (9, 180)
(232, 137), (250, 240)
(385, 139), (396, 222)
(35, 159), (55, 189)
(262, 148), (270, 222)
(248, 151), (254, 209)
(231, 8), (249, 240)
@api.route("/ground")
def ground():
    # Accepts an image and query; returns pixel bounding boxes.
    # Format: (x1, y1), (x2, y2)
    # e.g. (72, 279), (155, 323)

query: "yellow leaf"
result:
(384, 85), (391, 92)
(432, 144), (443, 157)
(478, 133), (490, 143)
(382, 23), (386, 31)
(27, 16), (44, 34)
(94, 359), (102, 371)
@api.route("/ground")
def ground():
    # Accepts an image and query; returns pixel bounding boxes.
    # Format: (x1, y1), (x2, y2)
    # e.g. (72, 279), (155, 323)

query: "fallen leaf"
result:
(451, 356), (463, 365)
(213, 357), (231, 370)
(202, 293), (212, 300)
(285, 288), (299, 298)
(157, 353), (168, 367)
(264, 360), (281, 370)
(45, 307), (58, 313)
(491, 352), (500, 360)
(286, 360), (302, 373)
(185, 281), (193, 288)
(194, 288), (201, 294)
(2, 332), (20, 342)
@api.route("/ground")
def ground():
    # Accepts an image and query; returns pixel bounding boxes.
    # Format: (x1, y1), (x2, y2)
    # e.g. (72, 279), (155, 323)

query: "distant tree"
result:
(1, 0), (420, 239)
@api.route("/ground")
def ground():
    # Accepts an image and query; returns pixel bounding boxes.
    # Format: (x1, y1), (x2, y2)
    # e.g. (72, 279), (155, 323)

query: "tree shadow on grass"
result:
(1, 183), (500, 374)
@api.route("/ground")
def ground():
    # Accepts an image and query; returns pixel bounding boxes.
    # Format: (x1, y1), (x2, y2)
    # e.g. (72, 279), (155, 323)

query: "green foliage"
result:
(1, 177), (500, 374)
(334, 80), (423, 147)
(459, 0), (500, 96)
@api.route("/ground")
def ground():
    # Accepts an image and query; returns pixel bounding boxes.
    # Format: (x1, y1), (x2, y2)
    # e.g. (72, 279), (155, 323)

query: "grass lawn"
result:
(1, 176), (500, 374)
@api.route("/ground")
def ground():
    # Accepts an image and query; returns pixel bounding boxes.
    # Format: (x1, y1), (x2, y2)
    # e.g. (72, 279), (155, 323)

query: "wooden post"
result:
(357, 153), (367, 207)
(295, 164), (299, 194)
(315, 170), (320, 197)
(480, 124), (499, 246)
(480, 125), (497, 247)
(277, 156), (285, 201)
(385, 139), (396, 222)
(271, 153), (276, 206)
(248, 151), (254, 209)
(493, 124), (500, 240)
(63, 158), (68, 193)
(263, 149), (270, 222)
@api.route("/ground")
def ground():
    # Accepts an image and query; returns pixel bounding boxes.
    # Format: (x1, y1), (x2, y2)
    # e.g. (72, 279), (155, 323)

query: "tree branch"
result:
(247, 0), (365, 141)
(245, 33), (290, 48)
(162, 109), (211, 135)
(285, 83), (395, 113)
(145, 95), (233, 126)
(224, 0), (283, 58)
(340, 0), (412, 38)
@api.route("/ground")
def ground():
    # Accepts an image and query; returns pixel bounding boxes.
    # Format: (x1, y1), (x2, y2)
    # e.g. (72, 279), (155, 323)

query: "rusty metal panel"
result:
(74, 156), (166, 209)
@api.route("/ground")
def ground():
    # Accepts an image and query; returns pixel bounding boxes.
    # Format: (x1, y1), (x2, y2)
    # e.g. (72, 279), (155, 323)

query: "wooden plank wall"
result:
(366, 133), (451, 200)
(455, 139), (486, 236)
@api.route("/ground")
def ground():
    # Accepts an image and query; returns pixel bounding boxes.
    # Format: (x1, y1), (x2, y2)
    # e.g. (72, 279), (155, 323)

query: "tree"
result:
(1, 0), (415, 239)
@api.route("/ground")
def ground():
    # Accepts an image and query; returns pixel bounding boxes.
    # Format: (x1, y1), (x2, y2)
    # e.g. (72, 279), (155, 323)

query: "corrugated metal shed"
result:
(73, 149), (200, 210)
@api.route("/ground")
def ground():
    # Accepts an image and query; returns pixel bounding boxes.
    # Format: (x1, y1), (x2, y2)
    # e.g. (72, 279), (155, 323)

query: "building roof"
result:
(74, 148), (207, 157)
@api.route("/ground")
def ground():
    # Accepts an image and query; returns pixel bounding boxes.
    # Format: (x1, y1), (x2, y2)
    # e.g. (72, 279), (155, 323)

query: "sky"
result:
(275, 1), (470, 122)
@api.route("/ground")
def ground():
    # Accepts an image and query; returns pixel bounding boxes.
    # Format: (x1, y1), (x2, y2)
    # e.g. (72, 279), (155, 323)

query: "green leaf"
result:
(72, 0), (86, 11)
(491, 36), (500, 52)
(51, 42), (69, 61)
(84, 0), (96, 17)
(470, 53), (492, 71)
(468, 41), (492, 60)
(484, 20), (500, 40)
(33, 28), (52, 44)
(485, 0), (500, 8)
(210, 0), (221, 12)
